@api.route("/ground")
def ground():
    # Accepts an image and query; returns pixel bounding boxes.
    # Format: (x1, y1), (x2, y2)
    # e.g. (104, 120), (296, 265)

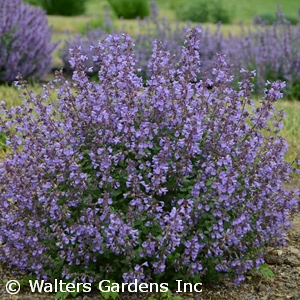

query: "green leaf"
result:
(259, 263), (275, 278)
(19, 276), (36, 286)
(112, 189), (122, 197)
(101, 290), (119, 300)
(55, 291), (70, 299)
(70, 291), (79, 297)
(161, 288), (172, 298)
(97, 280), (119, 300)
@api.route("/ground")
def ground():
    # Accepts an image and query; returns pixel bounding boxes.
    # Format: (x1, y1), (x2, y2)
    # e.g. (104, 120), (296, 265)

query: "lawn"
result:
(85, 0), (300, 24)
(48, 0), (300, 36)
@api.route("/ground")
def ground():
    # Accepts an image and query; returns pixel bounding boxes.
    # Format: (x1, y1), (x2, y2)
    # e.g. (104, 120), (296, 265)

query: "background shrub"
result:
(175, 0), (209, 23)
(79, 5), (114, 34)
(108, 0), (150, 19)
(0, 0), (57, 84)
(175, 0), (231, 23)
(0, 29), (299, 286)
(209, 0), (232, 24)
(253, 12), (298, 25)
(37, 0), (87, 16)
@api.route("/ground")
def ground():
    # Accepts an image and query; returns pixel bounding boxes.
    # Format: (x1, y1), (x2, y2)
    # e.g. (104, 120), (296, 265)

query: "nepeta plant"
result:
(0, 28), (299, 287)
(61, 4), (300, 98)
(0, 0), (57, 84)
(60, 2), (186, 81)
(224, 19), (300, 97)
(61, 29), (110, 75)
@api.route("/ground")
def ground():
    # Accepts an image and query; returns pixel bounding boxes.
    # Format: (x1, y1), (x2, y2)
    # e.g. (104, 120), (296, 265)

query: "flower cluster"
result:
(61, 3), (300, 98)
(0, 28), (299, 286)
(0, 0), (57, 84)
(60, 2), (187, 81)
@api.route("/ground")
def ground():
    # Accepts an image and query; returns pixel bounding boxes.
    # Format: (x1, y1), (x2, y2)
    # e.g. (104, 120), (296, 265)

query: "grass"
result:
(0, 84), (28, 108)
(223, 0), (300, 23)
(166, 0), (300, 24)
(49, 0), (297, 35)
(276, 100), (300, 164)
(47, 0), (298, 55)
(48, 0), (298, 54)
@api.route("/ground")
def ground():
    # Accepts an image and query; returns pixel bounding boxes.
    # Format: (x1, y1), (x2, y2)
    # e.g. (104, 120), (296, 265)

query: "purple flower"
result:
(0, 0), (58, 83)
(0, 27), (298, 287)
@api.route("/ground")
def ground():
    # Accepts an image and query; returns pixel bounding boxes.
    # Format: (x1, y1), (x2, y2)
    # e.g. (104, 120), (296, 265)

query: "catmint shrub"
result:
(0, 0), (58, 84)
(0, 29), (299, 286)
(60, 29), (110, 75)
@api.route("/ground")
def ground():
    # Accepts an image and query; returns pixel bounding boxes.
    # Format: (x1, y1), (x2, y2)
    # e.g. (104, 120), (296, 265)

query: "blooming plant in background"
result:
(61, 29), (110, 75)
(0, 28), (299, 287)
(0, 0), (57, 84)
(60, 2), (186, 81)
(61, 3), (300, 98)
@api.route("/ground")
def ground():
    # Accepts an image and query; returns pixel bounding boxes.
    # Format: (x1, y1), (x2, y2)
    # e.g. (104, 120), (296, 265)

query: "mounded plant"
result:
(175, 0), (232, 24)
(108, 0), (150, 19)
(209, 0), (232, 24)
(175, 0), (210, 23)
(37, 0), (87, 16)
(0, 29), (299, 287)
(0, 0), (57, 84)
